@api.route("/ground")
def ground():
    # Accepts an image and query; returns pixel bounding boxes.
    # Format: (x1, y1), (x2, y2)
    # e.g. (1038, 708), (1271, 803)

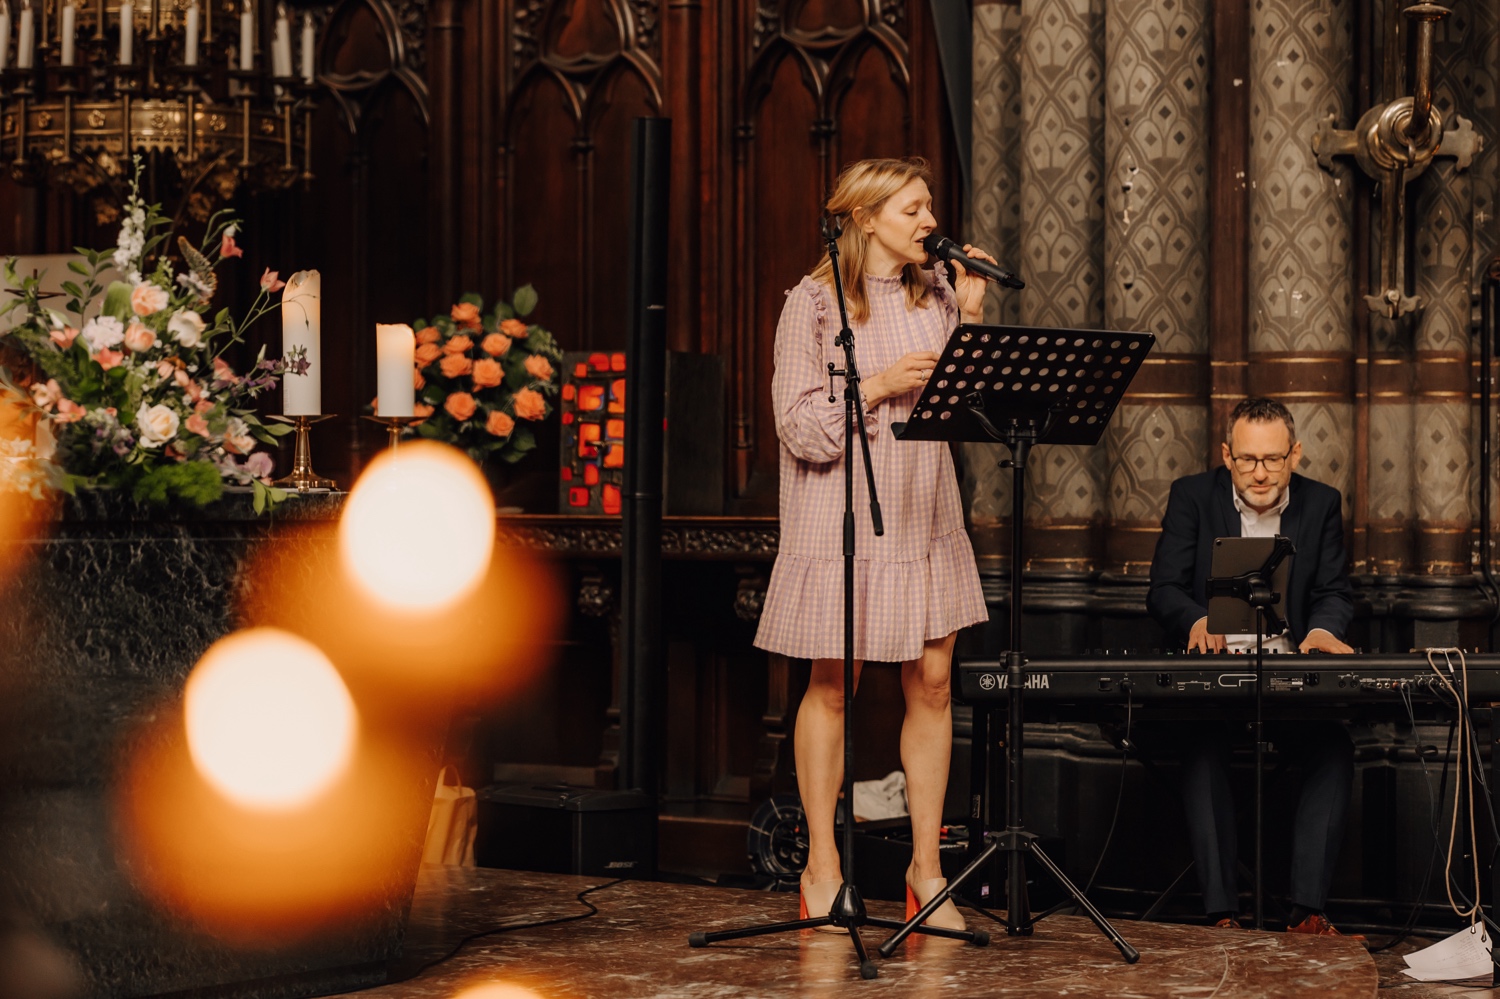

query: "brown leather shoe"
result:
(1213, 916), (1243, 929)
(1286, 913), (1366, 941)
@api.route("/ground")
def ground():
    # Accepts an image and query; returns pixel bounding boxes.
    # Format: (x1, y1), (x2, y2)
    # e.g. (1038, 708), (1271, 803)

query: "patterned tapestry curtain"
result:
(964, 0), (1500, 584)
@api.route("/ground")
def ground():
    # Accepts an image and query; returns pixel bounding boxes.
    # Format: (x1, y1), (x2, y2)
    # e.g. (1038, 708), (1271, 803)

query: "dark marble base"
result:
(357, 867), (1378, 998)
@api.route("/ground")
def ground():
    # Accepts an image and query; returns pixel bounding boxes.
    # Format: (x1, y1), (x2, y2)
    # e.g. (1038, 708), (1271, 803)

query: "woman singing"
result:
(754, 157), (992, 931)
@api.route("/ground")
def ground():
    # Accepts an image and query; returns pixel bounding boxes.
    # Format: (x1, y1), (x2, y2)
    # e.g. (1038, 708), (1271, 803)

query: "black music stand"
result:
(1205, 534), (1295, 931)
(686, 227), (989, 980)
(876, 324), (1151, 962)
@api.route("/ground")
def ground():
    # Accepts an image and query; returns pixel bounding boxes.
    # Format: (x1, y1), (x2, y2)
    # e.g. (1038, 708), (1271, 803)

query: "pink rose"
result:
(94, 349), (125, 370)
(260, 269), (286, 293)
(50, 326), (79, 349)
(439, 354), (473, 379)
(245, 451), (274, 479)
(131, 282), (169, 317)
(524, 355), (554, 382)
(173, 368), (192, 389)
(123, 322), (156, 353)
(157, 360), (176, 379)
(220, 232), (243, 258)
(29, 379), (61, 409)
(212, 357), (240, 385)
(185, 413), (211, 437)
(54, 399), (85, 423)
(513, 388), (546, 421)
(194, 398), (214, 414)
(481, 333), (511, 357)
(443, 392), (477, 422)
(471, 357), (503, 389)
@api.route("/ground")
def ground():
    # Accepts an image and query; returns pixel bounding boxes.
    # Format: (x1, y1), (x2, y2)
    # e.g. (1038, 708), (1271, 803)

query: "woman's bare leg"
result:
(902, 632), (957, 882)
(796, 657), (864, 885)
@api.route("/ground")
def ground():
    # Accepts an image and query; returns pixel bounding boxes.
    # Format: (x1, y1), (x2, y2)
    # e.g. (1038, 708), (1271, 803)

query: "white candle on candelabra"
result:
(270, 3), (290, 77)
(0, 2), (12, 73)
(375, 324), (415, 418)
(281, 270), (322, 416)
(16, 1), (33, 70)
(299, 12), (313, 81)
(183, 0), (198, 66)
(59, 1), (74, 65)
(238, 0), (252, 70)
(117, 1), (132, 65)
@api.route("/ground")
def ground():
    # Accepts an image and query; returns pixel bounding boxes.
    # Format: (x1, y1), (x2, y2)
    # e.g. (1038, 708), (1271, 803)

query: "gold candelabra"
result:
(362, 414), (419, 451)
(0, 0), (318, 213)
(270, 413), (333, 490)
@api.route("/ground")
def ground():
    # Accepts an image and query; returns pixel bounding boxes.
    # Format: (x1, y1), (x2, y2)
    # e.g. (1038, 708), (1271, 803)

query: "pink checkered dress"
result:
(753, 269), (989, 663)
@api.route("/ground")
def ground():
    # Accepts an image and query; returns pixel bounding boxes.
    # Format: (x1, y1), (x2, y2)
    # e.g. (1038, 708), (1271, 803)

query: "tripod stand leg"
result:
(876, 838), (1001, 957)
(1027, 841), (1140, 963)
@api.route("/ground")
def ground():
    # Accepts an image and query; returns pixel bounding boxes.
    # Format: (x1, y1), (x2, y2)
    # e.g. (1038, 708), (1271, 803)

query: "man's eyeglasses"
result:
(1229, 453), (1289, 474)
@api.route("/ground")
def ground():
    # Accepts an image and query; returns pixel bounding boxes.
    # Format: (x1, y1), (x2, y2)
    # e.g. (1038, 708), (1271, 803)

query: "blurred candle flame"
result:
(339, 441), (495, 612)
(185, 627), (356, 810)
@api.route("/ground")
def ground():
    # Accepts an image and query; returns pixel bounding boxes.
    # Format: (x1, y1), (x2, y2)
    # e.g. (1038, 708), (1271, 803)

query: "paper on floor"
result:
(1401, 924), (1491, 982)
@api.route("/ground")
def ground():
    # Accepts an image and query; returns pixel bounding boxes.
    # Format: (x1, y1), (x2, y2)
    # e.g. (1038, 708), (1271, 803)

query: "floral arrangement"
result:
(0, 161), (299, 510)
(402, 286), (563, 465)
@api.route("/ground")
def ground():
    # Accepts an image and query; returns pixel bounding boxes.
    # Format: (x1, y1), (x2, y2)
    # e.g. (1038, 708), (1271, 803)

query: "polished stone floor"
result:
(335, 867), (1380, 998)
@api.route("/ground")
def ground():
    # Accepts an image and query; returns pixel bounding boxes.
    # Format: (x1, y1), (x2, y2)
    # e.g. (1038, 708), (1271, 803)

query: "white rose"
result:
(168, 309), (207, 348)
(135, 403), (181, 448)
(81, 316), (125, 351)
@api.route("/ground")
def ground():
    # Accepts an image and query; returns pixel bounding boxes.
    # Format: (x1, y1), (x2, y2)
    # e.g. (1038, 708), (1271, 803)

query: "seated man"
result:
(1146, 396), (1357, 936)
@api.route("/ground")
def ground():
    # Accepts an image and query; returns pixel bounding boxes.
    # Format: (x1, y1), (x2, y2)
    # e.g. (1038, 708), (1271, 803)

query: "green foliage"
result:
(130, 461), (224, 506)
(512, 284), (538, 317)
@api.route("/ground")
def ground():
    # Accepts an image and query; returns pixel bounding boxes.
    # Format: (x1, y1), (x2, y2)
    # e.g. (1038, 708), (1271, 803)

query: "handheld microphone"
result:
(922, 234), (1025, 289)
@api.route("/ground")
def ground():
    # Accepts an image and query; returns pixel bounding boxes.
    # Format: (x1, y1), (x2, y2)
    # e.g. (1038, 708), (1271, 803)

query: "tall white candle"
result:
(237, 0), (252, 69)
(0, 3), (13, 73)
(16, 2), (32, 69)
(116, 1), (131, 64)
(270, 4), (290, 76)
(375, 325), (415, 417)
(299, 12), (313, 81)
(59, 1), (74, 65)
(183, 0), (198, 65)
(281, 270), (321, 415)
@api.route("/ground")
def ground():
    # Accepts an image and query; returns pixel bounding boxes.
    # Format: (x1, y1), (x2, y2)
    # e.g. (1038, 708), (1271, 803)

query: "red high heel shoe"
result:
(905, 873), (967, 931)
(799, 878), (844, 933)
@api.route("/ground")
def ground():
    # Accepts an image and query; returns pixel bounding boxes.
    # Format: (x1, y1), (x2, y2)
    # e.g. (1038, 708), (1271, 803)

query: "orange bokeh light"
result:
(184, 628), (356, 811)
(339, 441), (495, 613)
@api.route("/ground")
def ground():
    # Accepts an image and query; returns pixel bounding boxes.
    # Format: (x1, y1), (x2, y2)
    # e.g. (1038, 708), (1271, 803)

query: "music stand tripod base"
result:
(882, 324), (1153, 964)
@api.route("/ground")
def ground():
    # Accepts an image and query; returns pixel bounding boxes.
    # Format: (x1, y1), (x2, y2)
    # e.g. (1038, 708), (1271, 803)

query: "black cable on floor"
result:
(389, 878), (626, 985)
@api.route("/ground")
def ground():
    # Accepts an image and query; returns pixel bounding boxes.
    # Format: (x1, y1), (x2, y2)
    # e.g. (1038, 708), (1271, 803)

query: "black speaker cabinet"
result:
(558, 350), (724, 516)
(475, 784), (655, 877)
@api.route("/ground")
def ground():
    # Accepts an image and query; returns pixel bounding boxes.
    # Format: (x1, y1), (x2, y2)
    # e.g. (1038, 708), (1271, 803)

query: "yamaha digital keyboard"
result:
(958, 652), (1500, 704)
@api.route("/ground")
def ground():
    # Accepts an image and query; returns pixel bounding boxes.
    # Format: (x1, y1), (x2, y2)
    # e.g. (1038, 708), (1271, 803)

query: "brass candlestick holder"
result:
(363, 414), (421, 451)
(271, 414), (336, 490)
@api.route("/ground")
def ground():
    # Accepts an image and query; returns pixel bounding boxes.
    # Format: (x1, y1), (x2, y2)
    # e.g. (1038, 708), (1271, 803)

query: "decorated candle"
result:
(183, 0), (198, 66)
(280, 270), (321, 415)
(375, 324), (415, 417)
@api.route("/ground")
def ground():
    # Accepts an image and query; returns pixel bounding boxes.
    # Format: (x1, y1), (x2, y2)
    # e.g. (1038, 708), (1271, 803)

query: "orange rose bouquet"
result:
(402, 285), (562, 465)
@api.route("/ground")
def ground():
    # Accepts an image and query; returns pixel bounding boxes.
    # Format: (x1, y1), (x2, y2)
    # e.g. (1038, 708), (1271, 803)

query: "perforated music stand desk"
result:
(882, 323), (1154, 962)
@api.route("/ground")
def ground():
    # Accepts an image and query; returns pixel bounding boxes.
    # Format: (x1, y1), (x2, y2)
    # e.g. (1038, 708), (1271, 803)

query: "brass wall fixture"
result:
(1312, 2), (1481, 319)
(0, 0), (319, 217)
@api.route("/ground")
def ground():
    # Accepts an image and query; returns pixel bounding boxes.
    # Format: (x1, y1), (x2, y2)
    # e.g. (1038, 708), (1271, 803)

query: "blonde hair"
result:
(810, 157), (935, 324)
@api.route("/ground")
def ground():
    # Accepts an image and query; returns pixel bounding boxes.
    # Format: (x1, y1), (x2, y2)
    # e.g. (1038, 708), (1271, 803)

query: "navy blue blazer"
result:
(1146, 466), (1354, 646)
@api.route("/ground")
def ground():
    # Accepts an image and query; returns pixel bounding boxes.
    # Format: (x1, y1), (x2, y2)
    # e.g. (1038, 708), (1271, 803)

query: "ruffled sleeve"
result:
(772, 277), (882, 465)
(928, 266), (961, 331)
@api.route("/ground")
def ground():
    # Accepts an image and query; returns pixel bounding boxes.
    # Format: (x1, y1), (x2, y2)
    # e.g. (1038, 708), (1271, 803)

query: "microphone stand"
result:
(687, 218), (988, 979)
